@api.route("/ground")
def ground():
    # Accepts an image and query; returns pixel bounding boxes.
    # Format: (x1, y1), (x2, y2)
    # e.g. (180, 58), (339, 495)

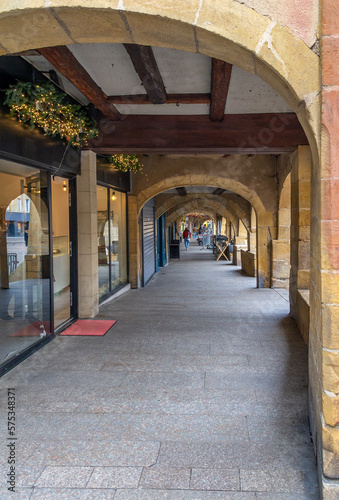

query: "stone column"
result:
(289, 146), (311, 318)
(256, 212), (275, 288)
(248, 207), (256, 252)
(309, 4), (339, 496)
(77, 150), (99, 318)
(127, 195), (140, 288)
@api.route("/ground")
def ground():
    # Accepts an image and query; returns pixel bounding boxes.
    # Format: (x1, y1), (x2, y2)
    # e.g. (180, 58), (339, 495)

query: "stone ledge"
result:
(241, 250), (256, 277)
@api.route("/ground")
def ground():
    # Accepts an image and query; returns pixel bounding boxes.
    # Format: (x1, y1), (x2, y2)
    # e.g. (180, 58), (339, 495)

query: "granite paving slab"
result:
(87, 467), (142, 488)
(30, 488), (117, 499)
(139, 466), (191, 490)
(114, 490), (256, 499)
(190, 468), (240, 491)
(29, 440), (160, 467)
(240, 468), (319, 494)
(34, 466), (93, 488)
(0, 465), (44, 488)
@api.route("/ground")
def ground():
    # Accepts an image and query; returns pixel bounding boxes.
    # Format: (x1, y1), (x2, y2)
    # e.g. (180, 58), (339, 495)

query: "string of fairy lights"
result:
(3, 80), (143, 172)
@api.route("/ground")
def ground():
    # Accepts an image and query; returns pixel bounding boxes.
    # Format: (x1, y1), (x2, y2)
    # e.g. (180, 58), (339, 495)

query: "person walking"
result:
(183, 227), (191, 250)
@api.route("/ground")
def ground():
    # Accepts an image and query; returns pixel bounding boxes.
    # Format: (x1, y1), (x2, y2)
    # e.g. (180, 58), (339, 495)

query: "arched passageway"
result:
(0, 240), (319, 497)
(1, 1), (338, 497)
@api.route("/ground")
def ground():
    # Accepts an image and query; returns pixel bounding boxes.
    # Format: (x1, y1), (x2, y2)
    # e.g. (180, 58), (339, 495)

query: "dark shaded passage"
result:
(0, 240), (318, 499)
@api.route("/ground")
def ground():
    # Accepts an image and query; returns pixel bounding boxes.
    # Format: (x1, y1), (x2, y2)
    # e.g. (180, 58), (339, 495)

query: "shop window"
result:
(97, 186), (127, 301)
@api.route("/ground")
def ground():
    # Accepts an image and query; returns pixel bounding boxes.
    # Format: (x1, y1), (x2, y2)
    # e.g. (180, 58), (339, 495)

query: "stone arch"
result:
(165, 197), (239, 230)
(0, 1), (319, 158)
(155, 193), (250, 228)
(167, 205), (217, 227)
(137, 176), (266, 217)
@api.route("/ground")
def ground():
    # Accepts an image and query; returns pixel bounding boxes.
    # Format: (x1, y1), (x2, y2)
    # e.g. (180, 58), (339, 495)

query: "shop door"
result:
(51, 176), (74, 330)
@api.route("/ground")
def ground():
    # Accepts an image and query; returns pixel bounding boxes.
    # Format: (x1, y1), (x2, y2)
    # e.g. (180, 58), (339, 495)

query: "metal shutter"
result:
(142, 199), (156, 286)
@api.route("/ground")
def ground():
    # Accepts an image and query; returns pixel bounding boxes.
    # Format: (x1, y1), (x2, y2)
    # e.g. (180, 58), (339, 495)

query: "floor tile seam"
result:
(31, 465), (47, 487)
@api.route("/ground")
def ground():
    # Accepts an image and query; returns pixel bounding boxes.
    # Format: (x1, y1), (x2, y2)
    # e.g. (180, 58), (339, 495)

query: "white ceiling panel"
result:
(68, 43), (145, 96)
(115, 103), (209, 115)
(226, 66), (292, 114)
(152, 47), (211, 93)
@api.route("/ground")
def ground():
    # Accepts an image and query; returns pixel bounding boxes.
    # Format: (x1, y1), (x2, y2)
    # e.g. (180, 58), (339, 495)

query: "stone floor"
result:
(0, 241), (319, 499)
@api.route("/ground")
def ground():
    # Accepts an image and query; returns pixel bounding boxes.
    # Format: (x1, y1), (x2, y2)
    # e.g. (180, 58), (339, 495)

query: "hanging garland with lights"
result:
(107, 154), (143, 173)
(3, 80), (98, 147)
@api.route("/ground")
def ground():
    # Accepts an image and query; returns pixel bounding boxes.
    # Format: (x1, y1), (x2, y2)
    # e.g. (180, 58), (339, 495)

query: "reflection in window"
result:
(0, 165), (51, 367)
(97, 186), (127, 301)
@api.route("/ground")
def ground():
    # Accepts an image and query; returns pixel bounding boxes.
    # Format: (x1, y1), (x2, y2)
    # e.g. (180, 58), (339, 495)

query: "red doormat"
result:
(10, 322), (50, 337)
(59, 319), (117, 336)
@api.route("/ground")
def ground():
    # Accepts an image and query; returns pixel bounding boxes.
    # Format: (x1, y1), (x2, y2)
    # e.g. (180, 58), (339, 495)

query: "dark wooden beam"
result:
(176, 187), (188, 196)
(123, 44), (167, 104)
(213, 188), (226, 196)
(38, 46), (121, 121)
(107, 93), (211, 105)
(210, 59), (233, 122)
(86, 113), (308, 154)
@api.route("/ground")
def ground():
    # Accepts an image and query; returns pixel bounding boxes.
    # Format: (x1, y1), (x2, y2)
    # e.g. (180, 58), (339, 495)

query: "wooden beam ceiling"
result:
(213, 188), (226, 196)
(38, 46), (121, 121)
(210, 59), (233, 122)
(123, 44), (167, 104)
(86, 113), (308, 154)
(107, 93), (210, 104)
(176, 187), (188, 196)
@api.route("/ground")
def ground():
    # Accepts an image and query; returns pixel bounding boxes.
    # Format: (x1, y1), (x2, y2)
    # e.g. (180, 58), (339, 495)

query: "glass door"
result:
(51, 176), (71, 329)
(0, 165), (51, 368)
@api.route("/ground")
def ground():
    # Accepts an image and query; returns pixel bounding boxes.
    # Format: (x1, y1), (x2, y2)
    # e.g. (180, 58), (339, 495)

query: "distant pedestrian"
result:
(183, 227), (191, 250)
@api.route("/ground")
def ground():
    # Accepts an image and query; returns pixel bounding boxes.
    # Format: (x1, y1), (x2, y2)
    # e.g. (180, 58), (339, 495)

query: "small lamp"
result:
(111, 191), (116, 201)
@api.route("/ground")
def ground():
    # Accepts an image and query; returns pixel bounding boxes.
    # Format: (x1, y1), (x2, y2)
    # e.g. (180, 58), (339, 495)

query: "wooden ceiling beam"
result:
(38, 45), (121, 121)
(107, 93), (210, 105)
(176, 187), (188, 196)
(86, 113), (308, 154)
(210, 59), (233, 122)
(123, 44), (167, 104)
(213, 188), (226, 196)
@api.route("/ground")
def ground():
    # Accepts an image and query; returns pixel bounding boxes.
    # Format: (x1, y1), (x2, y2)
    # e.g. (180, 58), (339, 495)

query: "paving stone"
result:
(0, 439), (40, 466)
(100, 354), (249, 373)
(114, 490), (256, 499)
(255, 493), (319, 500)
(157, 441), (315, 471)
(139, 466), (191, 489)
(240, 468), (319, 494)
(30, 488), (116, 499)
(87, 467), (142, 488)
(35, 466), (93, 488)
(0, 465), (44, 487)
(1, 370), (128, 388)
(190, 468), (240, 491)
(121, 371), (205, 390)
(0, 488), (33, 499)
(29, 440), (160, 467)
(102, 414), (248, 442)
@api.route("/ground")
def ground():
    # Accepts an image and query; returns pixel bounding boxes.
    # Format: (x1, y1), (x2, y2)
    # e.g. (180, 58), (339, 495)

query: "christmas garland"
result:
(107, 154), (143, 173)
(4, 80), (98, 147)
(4, 80), (142, 172)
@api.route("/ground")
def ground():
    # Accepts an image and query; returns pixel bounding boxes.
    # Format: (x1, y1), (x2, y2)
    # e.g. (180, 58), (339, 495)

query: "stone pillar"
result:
(248, 207), (256, 252)
(128, 195), (140, 289)
(77, 151), (99, 318)
(272, 174), (291, 290)
(256, 212), (275, 288)
(309, 4), (339, 497)
(289, 146), (311, 318)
